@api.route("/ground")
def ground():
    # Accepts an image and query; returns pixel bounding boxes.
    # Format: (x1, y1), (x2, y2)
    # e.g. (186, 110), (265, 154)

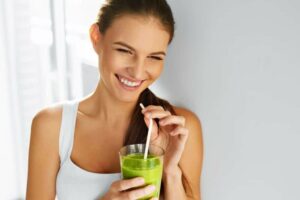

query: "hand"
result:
(100, 177), (158, 200)
(141, 105), (189, 173)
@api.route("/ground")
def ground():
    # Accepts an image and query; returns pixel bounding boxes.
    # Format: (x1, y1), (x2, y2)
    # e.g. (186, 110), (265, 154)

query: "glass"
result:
(119, 144), (164, 200)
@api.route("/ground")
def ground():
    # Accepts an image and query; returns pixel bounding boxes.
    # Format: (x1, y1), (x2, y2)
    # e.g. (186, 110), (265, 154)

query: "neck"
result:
(80, 80), (138, 126)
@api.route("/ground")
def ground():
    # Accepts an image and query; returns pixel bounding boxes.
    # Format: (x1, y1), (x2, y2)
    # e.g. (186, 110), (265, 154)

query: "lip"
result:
(116, 74), (144, 83)
(115, 74), (144, 91)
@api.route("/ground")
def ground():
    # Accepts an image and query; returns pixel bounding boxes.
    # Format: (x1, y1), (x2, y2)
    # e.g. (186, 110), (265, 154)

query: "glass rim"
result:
(119, 143), (165, 157)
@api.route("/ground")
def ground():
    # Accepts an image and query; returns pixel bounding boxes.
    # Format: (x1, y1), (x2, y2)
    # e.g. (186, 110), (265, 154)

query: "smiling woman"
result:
(26, 0), (203, 200)
(91, 14), (170, 102)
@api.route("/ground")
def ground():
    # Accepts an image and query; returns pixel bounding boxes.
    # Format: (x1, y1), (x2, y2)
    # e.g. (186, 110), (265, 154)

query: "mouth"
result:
(115, 74), (144, 91)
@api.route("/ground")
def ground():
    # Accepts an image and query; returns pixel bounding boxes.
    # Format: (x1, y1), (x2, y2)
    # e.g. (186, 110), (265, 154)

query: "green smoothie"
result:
(121, 153), (163, 200)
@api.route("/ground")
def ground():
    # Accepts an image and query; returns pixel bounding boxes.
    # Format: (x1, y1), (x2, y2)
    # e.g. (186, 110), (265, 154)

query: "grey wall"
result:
(152, 0), (300, 200)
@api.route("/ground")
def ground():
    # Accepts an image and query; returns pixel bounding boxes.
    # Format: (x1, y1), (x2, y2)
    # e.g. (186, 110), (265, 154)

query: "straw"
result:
(139, 103), (153, 160)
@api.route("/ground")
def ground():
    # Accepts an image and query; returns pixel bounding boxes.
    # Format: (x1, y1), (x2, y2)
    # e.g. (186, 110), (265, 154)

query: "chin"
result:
(117, 94), (140, 103)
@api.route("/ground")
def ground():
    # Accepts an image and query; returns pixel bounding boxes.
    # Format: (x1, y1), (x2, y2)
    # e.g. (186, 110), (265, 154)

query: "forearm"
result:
(162, 166), (187, 200)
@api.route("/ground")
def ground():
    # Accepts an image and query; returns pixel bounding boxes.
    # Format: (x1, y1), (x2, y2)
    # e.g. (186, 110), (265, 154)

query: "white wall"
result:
(152, 0), (300, 199)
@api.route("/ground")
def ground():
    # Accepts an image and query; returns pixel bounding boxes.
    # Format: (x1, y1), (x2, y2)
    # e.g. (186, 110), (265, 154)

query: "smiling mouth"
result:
(115, 74), (144, 89)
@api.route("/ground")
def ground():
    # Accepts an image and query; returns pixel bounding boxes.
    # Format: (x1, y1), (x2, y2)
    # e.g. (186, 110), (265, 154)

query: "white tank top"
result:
(56, 101), (121, 200)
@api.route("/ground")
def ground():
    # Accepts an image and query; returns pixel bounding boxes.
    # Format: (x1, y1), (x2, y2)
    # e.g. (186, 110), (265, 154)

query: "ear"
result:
(89, 23), (103, 54)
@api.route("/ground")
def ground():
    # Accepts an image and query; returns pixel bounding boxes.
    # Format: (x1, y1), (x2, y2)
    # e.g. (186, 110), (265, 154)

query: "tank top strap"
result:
(59, 100), (79, 166)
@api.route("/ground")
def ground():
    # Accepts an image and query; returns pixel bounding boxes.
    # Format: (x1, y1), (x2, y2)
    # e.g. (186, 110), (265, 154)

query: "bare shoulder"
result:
(173, 106), (203, 199)
(30, 104), (63, 151)
(173, 106), (202, 130)
(173, 106), (203, 157)
(32, 104), (63, 130)
(26, 104), (63, 199)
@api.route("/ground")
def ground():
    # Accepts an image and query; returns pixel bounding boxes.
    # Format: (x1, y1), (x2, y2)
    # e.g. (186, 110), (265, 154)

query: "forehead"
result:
(103, 15), (170, 52)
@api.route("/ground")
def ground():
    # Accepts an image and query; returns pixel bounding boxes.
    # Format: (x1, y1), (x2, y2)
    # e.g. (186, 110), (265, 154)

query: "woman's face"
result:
(92, 14), (170, 103)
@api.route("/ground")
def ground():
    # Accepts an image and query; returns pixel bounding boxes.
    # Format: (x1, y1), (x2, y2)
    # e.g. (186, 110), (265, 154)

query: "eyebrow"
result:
(113, 41), (166, 56)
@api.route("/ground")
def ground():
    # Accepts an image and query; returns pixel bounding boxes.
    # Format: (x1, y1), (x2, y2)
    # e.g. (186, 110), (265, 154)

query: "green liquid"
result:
(121, 153), (163, 200)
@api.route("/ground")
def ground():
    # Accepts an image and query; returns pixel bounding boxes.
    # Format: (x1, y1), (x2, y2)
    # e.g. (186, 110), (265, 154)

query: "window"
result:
(1, 0), (104, 198)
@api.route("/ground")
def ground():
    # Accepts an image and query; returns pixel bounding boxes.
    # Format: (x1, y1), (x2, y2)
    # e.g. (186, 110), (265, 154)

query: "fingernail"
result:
(146, 185), (156, 193)
(136, 177), (145, 184)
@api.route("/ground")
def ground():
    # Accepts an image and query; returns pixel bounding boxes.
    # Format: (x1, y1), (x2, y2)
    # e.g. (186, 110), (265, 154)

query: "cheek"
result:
(147, 63), (164, 79)
(100, 50), (121, 73)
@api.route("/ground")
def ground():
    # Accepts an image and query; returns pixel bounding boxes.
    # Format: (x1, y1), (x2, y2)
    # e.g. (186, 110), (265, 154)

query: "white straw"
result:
(139, 103), (153, 160)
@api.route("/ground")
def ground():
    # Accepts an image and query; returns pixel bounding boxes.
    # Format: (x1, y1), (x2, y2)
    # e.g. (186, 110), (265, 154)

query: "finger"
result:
(159, 115), (185, 127)
(170, 126), (189, 137)
(143, 116), (158, 129)
(113, 177), (145, 192)
(121, 185), (156, 200)
(143, 109), (171, 119)
(141, 105), (165, 113)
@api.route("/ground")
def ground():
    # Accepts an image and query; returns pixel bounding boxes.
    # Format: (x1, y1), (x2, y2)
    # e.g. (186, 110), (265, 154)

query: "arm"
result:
(162, 166), (186, 199)
(163, 108), (204, 200)
(26, 107), (62, 199)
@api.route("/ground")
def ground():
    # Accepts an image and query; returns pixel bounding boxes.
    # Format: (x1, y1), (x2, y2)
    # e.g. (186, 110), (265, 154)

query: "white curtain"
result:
(0, 0), (104, 198)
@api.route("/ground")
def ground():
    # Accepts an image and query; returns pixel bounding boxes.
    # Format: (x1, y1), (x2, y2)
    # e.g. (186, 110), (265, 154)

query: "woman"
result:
(26, 0), (203, 199)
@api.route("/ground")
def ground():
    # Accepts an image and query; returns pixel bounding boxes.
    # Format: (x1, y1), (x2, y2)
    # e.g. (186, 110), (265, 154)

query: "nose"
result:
(127, 57), (145, 80)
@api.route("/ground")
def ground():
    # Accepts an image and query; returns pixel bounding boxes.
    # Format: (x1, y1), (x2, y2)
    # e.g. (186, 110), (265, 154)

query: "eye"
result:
(149, 56), (163, 61)
(116, 48), (132, 54)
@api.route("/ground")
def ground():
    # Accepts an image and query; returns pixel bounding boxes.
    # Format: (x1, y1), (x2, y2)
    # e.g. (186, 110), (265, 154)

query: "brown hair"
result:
(96, 0), (192, 196)
(97, 0), (175, 44)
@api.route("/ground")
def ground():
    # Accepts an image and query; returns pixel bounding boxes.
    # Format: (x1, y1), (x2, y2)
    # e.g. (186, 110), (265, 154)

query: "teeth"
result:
(119, 77), (140, 87)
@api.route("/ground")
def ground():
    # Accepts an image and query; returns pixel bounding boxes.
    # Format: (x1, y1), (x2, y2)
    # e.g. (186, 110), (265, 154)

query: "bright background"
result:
(1, 0), (300, 199)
